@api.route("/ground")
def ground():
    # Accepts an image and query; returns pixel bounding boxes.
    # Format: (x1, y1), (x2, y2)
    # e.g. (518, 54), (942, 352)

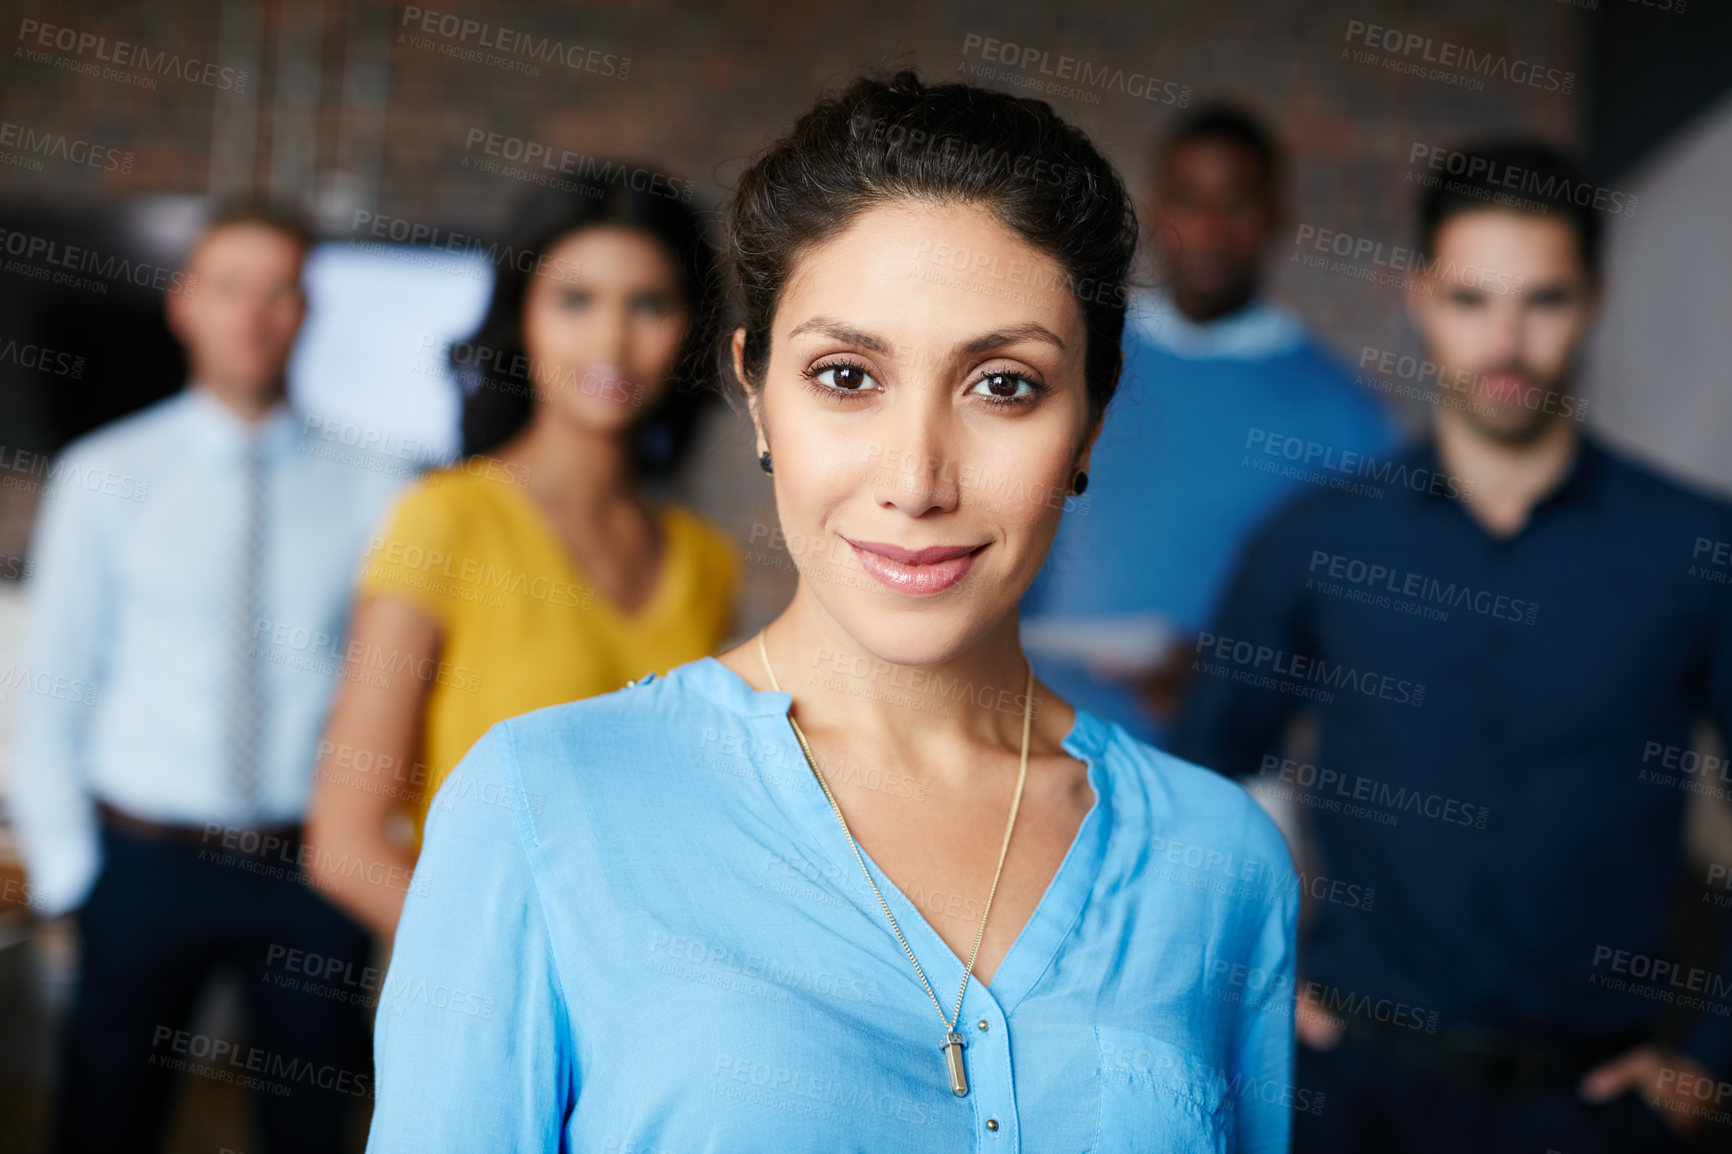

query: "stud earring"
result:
(758, 450), (773, 475)
(1072, 470), (1089, 496)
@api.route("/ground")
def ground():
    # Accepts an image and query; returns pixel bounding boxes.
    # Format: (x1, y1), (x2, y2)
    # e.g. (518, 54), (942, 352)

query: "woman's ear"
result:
(1074, 418), (1102, 479)
(732, 326), (768, 455)
(1075, 350), (1121, 475)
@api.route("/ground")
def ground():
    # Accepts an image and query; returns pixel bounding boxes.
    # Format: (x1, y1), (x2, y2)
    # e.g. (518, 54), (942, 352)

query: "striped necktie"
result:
(227, 435), (266, 820)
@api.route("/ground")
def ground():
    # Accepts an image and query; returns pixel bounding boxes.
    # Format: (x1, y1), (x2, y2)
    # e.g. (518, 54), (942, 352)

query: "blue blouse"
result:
(366, 657), (1299, 1152)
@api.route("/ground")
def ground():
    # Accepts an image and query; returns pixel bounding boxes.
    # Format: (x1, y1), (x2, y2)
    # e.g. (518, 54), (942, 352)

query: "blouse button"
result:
(986, 1118), (999, 1132)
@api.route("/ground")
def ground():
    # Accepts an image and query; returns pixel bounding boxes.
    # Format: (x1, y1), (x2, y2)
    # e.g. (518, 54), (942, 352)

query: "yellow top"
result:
(355, 463), (739, 838)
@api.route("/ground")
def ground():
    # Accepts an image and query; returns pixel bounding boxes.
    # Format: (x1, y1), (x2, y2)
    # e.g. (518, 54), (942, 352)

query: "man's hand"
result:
(1580, 1043), (1715, 1138)
(1294, 985), (1344, 1051)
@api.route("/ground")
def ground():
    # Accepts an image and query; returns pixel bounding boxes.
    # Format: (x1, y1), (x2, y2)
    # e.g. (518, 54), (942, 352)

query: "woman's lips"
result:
(580, 367), (639, 405)
(845, 538), (985, 595)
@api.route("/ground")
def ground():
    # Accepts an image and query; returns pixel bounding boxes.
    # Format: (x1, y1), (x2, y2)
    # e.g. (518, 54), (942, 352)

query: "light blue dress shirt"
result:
(368, 656), (1299, 1152)
(6, 388), (407, 914)
(1025, 291), (1397, 745)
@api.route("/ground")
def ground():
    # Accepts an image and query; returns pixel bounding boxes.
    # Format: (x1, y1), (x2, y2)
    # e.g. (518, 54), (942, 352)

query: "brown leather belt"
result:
(96, 801), (303, 854)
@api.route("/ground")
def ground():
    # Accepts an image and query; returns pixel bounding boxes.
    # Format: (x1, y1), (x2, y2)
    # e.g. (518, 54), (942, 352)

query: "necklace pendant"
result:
(942, 1031), (969, 1097)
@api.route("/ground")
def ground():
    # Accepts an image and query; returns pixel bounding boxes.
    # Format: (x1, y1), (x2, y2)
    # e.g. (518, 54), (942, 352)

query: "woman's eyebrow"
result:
(960, 322), (1066, 356)
(786, 317), (1067, 357)
(786, 316), (889, 353)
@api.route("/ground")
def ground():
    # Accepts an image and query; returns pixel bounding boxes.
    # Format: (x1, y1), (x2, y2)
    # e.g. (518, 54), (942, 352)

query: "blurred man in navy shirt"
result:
(1174, 143), (1732, 1152)
(1023, 105), (1394, 746)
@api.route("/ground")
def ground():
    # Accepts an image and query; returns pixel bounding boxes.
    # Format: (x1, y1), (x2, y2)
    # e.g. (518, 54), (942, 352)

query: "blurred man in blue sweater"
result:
(1024, 105), (1395, 745)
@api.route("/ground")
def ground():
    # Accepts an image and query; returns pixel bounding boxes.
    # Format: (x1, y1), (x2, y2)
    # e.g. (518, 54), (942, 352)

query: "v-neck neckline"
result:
(489, 474), (679, 625)
(692, 656), (1114, 1020)
(834, 745), (1109, 1017)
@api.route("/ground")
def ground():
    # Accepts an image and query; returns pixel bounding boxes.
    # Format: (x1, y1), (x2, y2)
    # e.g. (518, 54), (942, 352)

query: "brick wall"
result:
(0, 0), (1586, 371)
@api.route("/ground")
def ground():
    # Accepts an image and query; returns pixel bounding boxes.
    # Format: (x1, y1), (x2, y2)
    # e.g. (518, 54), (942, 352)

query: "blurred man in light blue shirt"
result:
(7, 204), (405, 1153)
(1024, 106), (1396, 745)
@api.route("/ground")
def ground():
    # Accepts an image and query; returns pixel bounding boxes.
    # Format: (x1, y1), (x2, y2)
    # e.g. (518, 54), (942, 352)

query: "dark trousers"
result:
(1294, 1033), (1688, 1154)
(52, 825), (373, 1154)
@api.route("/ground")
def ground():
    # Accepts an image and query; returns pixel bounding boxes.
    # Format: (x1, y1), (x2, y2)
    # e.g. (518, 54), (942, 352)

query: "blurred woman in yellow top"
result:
(306, 177), (739, 937)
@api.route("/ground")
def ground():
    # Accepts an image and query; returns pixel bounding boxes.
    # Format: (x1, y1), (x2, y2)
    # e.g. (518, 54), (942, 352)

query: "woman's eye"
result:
(970, 371), (1037, 401)
(631, 293), (673, 316)
(813, 363), (879, 392)
(558, 289), (592, 309)
(1524, 288), (1573, 309)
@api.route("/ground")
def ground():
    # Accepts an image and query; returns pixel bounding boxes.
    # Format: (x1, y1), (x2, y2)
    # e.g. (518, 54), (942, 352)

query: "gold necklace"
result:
(756, 629), (1035, 1098)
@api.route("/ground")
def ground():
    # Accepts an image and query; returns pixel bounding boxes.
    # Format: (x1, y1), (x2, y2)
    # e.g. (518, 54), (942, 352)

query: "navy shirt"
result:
(1171, 434), (1732, 1070)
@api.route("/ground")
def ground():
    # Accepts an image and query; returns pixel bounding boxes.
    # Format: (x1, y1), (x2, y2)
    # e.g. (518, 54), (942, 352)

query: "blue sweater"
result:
(1027, 297), (1396, 745)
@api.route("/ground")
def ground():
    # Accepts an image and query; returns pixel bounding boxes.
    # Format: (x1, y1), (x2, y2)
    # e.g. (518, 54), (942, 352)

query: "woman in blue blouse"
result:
(369, 71), (1298, 1153)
